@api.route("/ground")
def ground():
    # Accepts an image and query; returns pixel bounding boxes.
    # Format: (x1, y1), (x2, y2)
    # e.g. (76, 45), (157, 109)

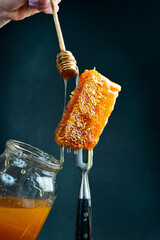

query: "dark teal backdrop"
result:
(0, 0), (159, 239)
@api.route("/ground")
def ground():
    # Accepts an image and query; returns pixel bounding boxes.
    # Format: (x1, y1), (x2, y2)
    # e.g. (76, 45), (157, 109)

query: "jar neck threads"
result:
(6, 140), (62, 172)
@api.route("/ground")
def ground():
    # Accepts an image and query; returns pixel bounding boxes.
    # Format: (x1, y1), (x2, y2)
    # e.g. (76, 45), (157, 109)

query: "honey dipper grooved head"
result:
(56, 51), (77, 80)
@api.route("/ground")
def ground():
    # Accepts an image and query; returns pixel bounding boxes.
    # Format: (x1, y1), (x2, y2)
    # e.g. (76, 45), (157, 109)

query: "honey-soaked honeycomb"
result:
(55, 69), (121, 150)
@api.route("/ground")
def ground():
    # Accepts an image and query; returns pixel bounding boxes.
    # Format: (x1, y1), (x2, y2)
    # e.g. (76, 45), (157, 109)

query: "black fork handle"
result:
(75, 199), (92, 240)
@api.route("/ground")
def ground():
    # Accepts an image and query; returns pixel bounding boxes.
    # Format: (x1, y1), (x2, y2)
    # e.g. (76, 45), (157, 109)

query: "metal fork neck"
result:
(79, 172), (91, 201)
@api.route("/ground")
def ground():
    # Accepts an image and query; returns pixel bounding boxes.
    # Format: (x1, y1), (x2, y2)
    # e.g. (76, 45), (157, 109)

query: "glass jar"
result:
(0, 139), (62, 240)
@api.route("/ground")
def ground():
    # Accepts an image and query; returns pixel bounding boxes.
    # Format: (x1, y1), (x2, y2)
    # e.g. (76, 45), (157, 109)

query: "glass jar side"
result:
(0, 140), (62, 207)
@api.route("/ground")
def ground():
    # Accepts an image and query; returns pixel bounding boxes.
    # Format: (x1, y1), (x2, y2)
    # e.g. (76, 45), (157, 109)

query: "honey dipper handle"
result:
(50, 0), (66, 51)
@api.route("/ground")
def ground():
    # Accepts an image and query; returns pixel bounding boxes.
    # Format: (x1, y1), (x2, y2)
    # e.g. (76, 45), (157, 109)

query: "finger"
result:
(37, 4), (59, 14)
(28, 0), (39, 6)
(38, 0), (59, 14)
(28, 0), (60, 14)
(0, 0), (27, 11)
(55, 0), (61, 4)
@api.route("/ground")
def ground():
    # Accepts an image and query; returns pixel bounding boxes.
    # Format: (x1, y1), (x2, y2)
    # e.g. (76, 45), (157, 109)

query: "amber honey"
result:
(0, 197), (51, 240)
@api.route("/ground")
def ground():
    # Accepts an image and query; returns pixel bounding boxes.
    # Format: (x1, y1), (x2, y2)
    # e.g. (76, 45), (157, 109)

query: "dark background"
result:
(0, 0), (160, 239)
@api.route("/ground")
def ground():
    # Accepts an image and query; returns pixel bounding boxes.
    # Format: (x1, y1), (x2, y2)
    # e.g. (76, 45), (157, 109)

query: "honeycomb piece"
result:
(55, 69), (121, 150)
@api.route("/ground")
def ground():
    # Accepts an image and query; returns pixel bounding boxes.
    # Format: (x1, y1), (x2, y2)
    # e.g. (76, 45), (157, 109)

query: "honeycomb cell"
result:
(55, 69), (121, 150)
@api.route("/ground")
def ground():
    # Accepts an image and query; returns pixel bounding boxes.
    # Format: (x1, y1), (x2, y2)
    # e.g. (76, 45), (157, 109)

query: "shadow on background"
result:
(0, 0), (159, 239)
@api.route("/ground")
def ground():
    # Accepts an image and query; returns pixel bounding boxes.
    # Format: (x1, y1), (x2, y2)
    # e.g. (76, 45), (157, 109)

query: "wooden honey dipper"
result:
(50, 0), (77, 80)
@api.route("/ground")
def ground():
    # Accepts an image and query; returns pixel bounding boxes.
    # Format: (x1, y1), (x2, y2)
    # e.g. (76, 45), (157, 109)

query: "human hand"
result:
(0, 0), (61, 28)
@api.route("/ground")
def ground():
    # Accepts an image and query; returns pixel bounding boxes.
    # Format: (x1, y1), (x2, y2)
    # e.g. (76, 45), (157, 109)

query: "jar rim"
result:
(6, 140), (63, 172)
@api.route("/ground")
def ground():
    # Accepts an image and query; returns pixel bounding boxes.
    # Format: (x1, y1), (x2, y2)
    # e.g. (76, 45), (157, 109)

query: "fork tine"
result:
(76, 150), (86, 170)
(76, 149), (82, 165)
(86, 149), (93, 170)
(76, 149), (93, 171)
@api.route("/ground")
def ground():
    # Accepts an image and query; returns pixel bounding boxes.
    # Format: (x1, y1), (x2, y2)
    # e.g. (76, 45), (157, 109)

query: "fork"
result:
(75, 149), (93, 240)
